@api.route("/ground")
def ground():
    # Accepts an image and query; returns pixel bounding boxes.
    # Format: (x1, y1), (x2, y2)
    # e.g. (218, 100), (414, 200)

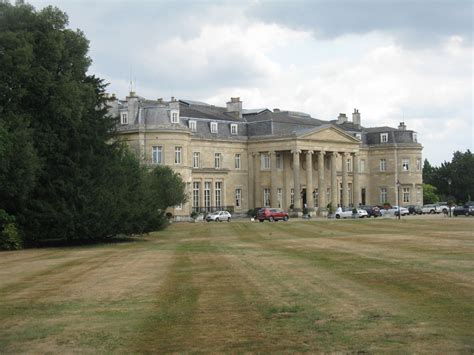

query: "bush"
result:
(0, 210), (22, 251)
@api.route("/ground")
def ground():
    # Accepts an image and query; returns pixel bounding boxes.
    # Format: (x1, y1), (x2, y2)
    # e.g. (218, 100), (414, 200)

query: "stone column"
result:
(341, 152), (348, 207)
(317, 151), (325, 209)
(253, 152), (260, 208)
(306, 150), (314, 209)
(353, 153), (360, 207)
(331, 152), (338, 208)
(200, 178), (205, 212)
(292, 150), (301, 209)
(270, 151), (278, 208)
(247, 153), (254, 209)
(211, 178), (216, 209)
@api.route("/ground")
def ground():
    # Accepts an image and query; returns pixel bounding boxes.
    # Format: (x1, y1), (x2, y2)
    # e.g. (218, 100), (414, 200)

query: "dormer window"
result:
(189, 120), (197, 132)
(171, 110), (179, 123)
(355, 133), (362, 140)
(210, 122), (218, 133)
(120, 112), (128, 125)
(413, 132), (417, 142)
(230, 123), (238, 135)
(380, 133), (388, 143)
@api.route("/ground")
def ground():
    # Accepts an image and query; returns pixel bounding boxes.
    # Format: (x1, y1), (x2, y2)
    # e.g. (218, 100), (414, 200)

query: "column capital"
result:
(331, 151), (338, 157)
(306, 150), (314, 155)
(291, 150), (301, 155)
(268, 150), (276, 156)
(318, 150), (326, 156)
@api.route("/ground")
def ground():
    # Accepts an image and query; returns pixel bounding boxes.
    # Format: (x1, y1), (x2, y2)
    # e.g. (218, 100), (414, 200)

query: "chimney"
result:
(273, 108), (280, 112)
(398, 122), (406, 130)
(226, 97), (242, 118)
(157, 98), (163, 104)
(352, 108), (361, 127)
(337, 113), (347, 124)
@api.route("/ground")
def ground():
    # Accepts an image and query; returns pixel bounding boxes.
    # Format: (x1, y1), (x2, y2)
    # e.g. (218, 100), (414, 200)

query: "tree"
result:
(422, 151), (474, 204)
(422, 159), (436, 186)
(0, 2), (187, 247)
(423, 184), (439, 204)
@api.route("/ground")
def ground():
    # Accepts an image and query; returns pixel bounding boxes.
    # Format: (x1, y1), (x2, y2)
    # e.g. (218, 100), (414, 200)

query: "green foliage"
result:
(0, 2), (186, 247)
(423, 184), (439, 204)
(423, 151), (474, 203)
(0, 210), (22, 250)
(326, 202), (333, 214)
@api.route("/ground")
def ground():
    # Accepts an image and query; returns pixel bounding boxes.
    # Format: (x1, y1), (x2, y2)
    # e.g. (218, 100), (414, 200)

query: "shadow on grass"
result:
(26, 234), (150, 249)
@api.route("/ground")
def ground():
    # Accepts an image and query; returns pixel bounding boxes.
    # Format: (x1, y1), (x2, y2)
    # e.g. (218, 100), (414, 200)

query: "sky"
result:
(27, 0), (473, 166)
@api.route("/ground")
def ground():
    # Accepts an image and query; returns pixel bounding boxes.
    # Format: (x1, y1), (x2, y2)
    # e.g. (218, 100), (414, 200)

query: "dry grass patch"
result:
(0, 218), (472, 353)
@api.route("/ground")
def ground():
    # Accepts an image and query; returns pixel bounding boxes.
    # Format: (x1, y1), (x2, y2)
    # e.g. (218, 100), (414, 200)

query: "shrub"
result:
(0, 210), (22, 251)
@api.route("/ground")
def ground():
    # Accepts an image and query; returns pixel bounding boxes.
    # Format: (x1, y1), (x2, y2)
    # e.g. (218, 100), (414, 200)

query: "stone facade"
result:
(108, 93), (423, 217)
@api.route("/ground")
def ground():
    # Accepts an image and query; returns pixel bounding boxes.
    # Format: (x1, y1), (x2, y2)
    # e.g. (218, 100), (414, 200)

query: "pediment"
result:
(298, 125), (359, 143)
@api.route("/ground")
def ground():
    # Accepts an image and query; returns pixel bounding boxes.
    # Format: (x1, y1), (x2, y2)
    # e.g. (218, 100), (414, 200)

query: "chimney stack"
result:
(352, 108), (361, 127)
(337, 113), (347, 124)
(226, 97), (242, 118)
(398, 122), (406, 130)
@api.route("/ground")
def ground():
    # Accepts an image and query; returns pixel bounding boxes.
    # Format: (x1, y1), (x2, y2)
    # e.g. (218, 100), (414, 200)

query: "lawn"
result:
(0, 217), (473, 353)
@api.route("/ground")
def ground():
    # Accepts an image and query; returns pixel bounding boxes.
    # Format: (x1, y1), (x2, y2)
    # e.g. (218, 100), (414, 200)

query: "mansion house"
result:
(108, 93), (423, 217)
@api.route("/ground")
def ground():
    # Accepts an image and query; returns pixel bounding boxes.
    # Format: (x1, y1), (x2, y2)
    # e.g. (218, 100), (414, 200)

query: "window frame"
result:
(152, 146), (163, 165)
(192, 152), (200, 168)
(276, 153), (283, 169)
(380, 158), (387, 172)
(380, 133), (388, 143)
(189, 120), (197, 132)
(234, 154), (241, 169)
(263, 188), (271, 207)
(403, 187), (410, 203)
(230, 123), (238, 135)
(402, 159), (410, 171)
(261, 153), (271, 170)
(174, 146), (182, 165)
(120, 112), (128, 125)
(235, 187), (242, 209)
(380, 187), (388, 204)
(214, 152), (222, 169)
(210, 122), (218, 133)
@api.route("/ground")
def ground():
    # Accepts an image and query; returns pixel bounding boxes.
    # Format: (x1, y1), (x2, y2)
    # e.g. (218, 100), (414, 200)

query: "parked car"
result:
(205, 210), (232, 222)
(257, 208), (289, 222)
(360, 205), (382, 218)
(453, 203), (474, 217)
(335, 207), (368, 219)
(407, 205), (422, 215)
(386, 205), (410, 216)
(421, 204), (440, 214)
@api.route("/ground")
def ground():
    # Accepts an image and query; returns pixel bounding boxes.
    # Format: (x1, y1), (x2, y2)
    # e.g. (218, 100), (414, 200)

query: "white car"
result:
(386, 205), (410, 216)
(421, 204), (440, 214)
(335, 207), (368, 219)
(205, 211), (231, 222)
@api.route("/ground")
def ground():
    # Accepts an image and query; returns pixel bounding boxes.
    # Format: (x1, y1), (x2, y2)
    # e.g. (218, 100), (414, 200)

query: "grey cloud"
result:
(247, 0), (473, 46)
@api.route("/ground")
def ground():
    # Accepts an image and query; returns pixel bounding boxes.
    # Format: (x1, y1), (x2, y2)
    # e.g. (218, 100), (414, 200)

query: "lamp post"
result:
(397, 180), (401, 220)
(448, 178), (452, 217)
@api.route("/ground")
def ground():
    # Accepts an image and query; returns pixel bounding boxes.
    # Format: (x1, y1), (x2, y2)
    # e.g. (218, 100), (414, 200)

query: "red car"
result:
(257, 208), (289, 222)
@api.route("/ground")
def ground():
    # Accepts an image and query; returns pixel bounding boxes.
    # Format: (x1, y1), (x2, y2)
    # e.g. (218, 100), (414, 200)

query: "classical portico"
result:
(248, 125), (361, 213)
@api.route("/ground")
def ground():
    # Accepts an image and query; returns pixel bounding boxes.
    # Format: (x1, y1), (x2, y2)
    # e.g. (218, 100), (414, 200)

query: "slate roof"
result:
(115, 96), (419, 145)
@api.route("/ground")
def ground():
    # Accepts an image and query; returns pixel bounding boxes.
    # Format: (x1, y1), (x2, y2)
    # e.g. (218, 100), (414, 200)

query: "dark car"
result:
(407, 205), (422, 215)
(360, 205), (382, 218)
(257, 208), (289, 222)
(453, 203), (474, 217)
